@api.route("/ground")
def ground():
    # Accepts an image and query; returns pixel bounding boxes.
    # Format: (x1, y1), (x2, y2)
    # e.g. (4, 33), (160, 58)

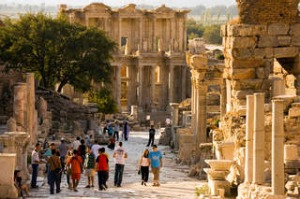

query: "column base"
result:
(0, 185), (18, 199)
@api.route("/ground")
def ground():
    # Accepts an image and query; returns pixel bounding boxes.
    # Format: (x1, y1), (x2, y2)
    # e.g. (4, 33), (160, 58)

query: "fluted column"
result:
(245, 95), (254, 183)
(13, 83), (27, 131)
(253, 93), (265, 185)
(152, 17), (156, 52)
(26, 73), (35, 144)
(118, 18), (122, 52)
(272, 100), (284, 195)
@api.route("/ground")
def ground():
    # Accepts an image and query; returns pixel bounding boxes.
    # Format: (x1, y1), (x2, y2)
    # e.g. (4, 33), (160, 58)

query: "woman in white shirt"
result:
(138, 149), (150, 186)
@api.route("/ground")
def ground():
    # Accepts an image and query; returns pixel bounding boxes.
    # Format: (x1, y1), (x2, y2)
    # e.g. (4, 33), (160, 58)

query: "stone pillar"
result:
(151, 66), (156, 110)
(169, 64), (175, 103)
(272, 100), (284, 195)
(138, 65), (144, 108)
(131, 105), (138, 120)
(0, 154), (18, 198)
(195, 85), (208, 145)
(245, 95), (254, 183)
(181, 66), (186, 100)
(26, 73), (35, 144)
(152, 17), (156, 52)
(253, 93), (265, 185)
(7, 117), (16, 132)
(139, 18), (143, 53)
(116, 65), (122, 111)
(118, 18), (122, 52)
(272, 77), (285, 97)
(13, 83), (27, 131)
(220, 79), (227, 118)
(170, 103), (179, 126)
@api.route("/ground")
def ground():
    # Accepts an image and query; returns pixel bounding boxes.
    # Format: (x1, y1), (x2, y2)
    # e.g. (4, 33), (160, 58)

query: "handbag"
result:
(138, 169), (141, 175)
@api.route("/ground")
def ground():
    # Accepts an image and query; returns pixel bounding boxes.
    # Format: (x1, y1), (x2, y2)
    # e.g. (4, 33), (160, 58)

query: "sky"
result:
(2, 0), (237, 8)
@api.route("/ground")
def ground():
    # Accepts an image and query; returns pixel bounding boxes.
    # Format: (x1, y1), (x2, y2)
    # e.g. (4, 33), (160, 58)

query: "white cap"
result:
(61, 137), (64, 141)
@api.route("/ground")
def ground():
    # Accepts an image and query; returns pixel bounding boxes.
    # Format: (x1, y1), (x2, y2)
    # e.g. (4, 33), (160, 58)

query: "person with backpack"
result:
(67, 149), (82, 192)
(47, 149), (62, 194)
(84, 146), (96, 188)
(96, 147), (109, 191)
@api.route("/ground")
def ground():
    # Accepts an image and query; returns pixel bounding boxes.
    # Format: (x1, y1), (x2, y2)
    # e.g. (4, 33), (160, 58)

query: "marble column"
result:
(245, 95), (254, 183)
(138, 65), (144, 108)
(169, 64), (175, 103)
(272, 100), (284, 195)
(26, 73), (35, 144)
(152, 17), (156, 52)
(13, 83), (27, 132)
(253, 93), (265, 185)
(170, 103), (179, 126)
(139, 18), (143, 53)
(0, 154), (18, 198)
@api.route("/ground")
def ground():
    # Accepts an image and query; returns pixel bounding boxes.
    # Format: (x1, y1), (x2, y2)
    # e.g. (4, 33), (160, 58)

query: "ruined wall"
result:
(237, 0), (299, 24)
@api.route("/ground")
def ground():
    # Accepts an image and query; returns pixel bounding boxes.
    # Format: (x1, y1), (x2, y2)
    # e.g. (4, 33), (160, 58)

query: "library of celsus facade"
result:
(60, 3), (191, 113)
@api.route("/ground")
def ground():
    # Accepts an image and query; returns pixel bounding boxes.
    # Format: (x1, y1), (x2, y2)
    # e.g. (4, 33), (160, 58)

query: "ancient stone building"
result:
(222, 0), (300, 112)
(60, 3), (191, 114)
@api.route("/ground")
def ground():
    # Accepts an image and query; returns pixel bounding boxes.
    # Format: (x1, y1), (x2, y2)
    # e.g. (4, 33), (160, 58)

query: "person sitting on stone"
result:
(107, 137), (115, 150)
(14, 170), (30, 197)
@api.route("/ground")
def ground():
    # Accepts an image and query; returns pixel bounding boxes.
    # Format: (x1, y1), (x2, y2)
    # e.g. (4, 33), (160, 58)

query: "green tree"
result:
(88, 87), (118, 114)
(187, 18), (204, 39)
(0, 13), (116, 92)
(202, 25), (222, 44)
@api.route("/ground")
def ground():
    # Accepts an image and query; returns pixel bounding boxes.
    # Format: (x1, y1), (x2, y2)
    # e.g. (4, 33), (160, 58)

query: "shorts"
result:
(71, 173), (81, 180)
(85, 168), (96, 177)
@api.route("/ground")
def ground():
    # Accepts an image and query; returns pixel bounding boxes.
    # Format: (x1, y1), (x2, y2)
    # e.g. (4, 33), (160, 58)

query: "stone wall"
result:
(236, 0), (299, 24)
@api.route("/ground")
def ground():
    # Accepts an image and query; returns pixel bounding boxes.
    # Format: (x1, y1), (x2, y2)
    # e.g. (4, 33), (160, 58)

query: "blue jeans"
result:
(49, 171), (60, 194)
(31, 164), (39, 187)
(114, 164), (124, 186)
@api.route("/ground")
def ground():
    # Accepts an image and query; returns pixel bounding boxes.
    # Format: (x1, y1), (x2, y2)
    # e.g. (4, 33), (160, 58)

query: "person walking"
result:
(113, 142), (128, 187)
(58, 138), (68, 174)
(84, 146), (96, 188)
(65, 151), (73, 190)
(31, 143), (42, 188)
(77, 139), (86, 173)
(149, 145), (163, 186)
(138, 149), (150, 186)
(146, 125), (155, 147)
(67, 149), (82, 192)
(47, 149), (62, 194)
(72, 137), (81, 150)
(114, 121), (120, 141)
(91, 140), (101, 158)
(96, 147), (109, 191)
(122, 121), (130, 141)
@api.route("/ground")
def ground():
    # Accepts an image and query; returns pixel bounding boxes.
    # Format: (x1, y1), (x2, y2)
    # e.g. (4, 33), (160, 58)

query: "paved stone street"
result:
(28, 131), (204, 199)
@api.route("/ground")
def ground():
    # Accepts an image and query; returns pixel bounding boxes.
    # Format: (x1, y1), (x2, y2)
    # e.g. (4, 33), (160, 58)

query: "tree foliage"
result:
(187, 19), (204, 39)
(202, 25), (222, 44)
(0, 12), (116, 92)
(88, 88), (118, 114)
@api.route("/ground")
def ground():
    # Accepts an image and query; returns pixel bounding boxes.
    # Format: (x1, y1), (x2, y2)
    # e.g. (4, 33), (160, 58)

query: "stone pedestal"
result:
(130, 105), (138, 120)
(272, 100), (284, 195)
(0, 132), (30, 181)
(0, 153), (18, 199)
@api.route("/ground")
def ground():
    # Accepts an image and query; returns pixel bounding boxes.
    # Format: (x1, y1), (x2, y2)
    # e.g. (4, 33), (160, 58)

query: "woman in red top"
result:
(96, 147), (109, 191)
(67, 149), (82, 192)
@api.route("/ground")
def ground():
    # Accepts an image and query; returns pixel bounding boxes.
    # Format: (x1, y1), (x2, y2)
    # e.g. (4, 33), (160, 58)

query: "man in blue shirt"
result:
(149, 145), (163, 186)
